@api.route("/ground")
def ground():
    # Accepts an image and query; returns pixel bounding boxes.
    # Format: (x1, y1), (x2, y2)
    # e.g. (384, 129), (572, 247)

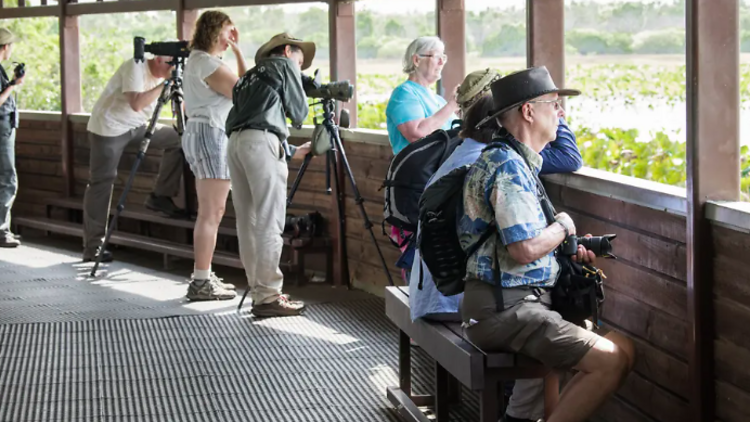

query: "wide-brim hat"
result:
(255, 32), (316, 70)
(456, 68), (500, 111)
(477, 66), (580, 128)
(0, 28), (18, 46)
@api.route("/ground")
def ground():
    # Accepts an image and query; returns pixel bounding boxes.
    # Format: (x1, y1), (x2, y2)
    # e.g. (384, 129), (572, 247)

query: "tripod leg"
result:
(287, 154), (313, 207)
(237, 287), (251, 312)
(328, 149), (350, 289)
(328, 125), (395, 287)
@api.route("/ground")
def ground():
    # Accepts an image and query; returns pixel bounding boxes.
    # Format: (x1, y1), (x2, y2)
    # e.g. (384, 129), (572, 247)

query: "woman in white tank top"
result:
(182, 10), (247, 301)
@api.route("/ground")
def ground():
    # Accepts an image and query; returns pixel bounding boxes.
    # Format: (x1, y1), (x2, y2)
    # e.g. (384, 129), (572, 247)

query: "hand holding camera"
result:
(9, 62), (24, 86)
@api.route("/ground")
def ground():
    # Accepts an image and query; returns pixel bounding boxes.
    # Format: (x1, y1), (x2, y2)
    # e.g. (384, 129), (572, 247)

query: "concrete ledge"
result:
(20, 111), (62, 122)
(707, 201), (750, 234)
(543, 167), (688, 216)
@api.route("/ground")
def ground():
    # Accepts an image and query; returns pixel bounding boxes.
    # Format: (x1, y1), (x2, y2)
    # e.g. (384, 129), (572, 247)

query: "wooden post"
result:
(176, 0), (197, 41)
(59, 0), (81, 197)
(328, 0), (357, 127)
(436, 0), (465, 99)
(327, 0), (357, 287)
(685, 0), (739, 420)
(526, 0), (565, 88)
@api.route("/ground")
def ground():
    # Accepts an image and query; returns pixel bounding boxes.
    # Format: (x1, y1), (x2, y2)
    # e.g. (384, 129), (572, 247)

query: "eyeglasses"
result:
(526, 99), (564, 111)
(419, 54), (448, 63)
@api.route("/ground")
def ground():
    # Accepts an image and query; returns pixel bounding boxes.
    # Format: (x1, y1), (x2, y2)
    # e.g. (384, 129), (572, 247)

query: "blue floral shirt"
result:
(459, 139), (560, 288)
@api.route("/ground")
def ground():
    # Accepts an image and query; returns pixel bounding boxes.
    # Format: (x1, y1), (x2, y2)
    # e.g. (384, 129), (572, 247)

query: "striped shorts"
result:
(182, 120), (230, 180)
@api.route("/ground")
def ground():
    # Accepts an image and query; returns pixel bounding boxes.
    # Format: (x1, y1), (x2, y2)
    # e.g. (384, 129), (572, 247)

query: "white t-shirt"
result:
(184, 50), (233, 131)
(87, 59), (163, 137)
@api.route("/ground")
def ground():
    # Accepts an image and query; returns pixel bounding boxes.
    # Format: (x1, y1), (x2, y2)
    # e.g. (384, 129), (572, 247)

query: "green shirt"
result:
(225, 56), (309, 155)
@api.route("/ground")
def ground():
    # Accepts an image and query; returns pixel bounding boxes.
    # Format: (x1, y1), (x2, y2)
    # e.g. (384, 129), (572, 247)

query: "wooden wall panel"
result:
(11, 119), (65, 218)
(548, 183), (689, 422)
(712, 224), (750, 421)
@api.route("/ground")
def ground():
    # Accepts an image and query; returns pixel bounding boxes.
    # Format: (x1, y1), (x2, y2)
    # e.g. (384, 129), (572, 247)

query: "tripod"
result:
(90, 57), (186, 277)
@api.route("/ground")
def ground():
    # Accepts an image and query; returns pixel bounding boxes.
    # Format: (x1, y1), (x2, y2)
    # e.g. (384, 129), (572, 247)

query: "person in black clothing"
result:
(0, 28), (24, 248)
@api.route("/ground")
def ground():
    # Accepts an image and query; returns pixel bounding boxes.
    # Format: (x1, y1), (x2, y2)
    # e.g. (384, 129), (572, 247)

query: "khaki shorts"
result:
(461, 279), (601, 370)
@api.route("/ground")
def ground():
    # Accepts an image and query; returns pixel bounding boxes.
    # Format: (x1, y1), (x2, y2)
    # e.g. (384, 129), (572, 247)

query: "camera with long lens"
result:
(11, 62), (24, 80)
(301, 69), (353, 102)
(133, 37), (189, 63)
(561, 234), (617, 258)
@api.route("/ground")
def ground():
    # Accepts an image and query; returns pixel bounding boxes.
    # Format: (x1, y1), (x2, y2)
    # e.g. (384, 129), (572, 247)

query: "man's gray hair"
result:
(402, 36), (445, 74)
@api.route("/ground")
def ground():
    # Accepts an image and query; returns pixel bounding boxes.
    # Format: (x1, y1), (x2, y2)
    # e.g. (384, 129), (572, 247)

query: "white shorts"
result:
(182, 120), (230, 180)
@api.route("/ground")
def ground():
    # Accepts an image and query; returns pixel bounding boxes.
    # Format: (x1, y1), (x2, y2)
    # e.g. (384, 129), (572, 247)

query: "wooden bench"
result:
(385, 286), (559, 422)
(20, 196), (335, 285)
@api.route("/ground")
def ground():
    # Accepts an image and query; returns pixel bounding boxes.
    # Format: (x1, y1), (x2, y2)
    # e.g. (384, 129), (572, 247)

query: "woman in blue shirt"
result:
(385, 36), (460, 273)
(385, 36), (460, 154)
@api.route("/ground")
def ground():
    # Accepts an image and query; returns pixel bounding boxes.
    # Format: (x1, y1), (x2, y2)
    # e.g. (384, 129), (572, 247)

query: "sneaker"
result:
(209, 273), (235, 290)
(251, 295), (305, 317)
(0, 232), (20, 248)
(186, 279), (236, 301)
(145, 193), (187, 219)
(82, 247), (113, 262)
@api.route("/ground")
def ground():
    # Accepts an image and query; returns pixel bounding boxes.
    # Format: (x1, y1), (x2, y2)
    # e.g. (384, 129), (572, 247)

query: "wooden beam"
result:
(66, 0), (178, 16)
(328, 0), (357, 127)
(59, 0), (81, 198)
(436, 0), (465, 99)
(327, 0), (357, 288)
(0, 5), (59, 18)
(527, 0), (565, 89)
(175, 0), (197, 41)
(184, 0), (324, 9)
(685, 0), (739, 421)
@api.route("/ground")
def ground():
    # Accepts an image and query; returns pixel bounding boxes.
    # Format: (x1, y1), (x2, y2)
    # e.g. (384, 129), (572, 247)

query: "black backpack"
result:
(417, 163), (496, 296)
(382, 123), (463, 241)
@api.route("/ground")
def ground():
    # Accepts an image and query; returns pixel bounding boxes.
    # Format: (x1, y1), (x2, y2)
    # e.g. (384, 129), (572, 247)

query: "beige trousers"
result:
(227, 129), (288, 305)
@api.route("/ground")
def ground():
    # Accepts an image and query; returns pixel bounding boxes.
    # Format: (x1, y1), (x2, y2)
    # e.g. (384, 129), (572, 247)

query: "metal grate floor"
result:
(0, 238), (480, 421)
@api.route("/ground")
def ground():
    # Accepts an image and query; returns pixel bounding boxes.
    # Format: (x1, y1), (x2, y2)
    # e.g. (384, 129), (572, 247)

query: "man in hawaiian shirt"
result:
(458, 67), (635, 422)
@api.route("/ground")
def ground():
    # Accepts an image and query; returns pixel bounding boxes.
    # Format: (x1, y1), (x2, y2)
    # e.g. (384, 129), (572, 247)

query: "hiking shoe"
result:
(251, 295), (305, 317)
(210, 273), (235, 290)
(82, 247), (113, 262)
(0, 232), (20, 248)
(186, 279), (236, 301)
(145, 193), (187, 219)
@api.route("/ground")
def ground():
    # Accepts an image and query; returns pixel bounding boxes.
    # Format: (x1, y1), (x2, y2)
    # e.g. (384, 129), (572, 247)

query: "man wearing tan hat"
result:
(224, 33), (313, 318)
(409, 68), (582, 422)
(0, 27), (24, 248)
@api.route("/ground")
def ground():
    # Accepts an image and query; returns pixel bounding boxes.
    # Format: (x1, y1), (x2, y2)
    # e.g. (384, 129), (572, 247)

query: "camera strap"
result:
(498, 133), (557, 226)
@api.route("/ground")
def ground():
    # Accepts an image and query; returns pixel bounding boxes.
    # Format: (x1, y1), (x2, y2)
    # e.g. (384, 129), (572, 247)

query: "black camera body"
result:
(134, 37), (189, 63)
(301, 69), (353, 102)
(561, 234), (617, 258)
(12, 62), (24, 80)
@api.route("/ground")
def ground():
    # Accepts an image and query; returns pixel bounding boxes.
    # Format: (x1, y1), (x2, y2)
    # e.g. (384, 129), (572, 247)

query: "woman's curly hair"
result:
(190, 10), (232, 52)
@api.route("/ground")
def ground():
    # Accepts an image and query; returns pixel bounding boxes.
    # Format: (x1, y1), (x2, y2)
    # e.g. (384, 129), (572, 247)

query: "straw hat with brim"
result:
(0, 28), (18, 46)
(477, 66), (580, 128)
(255, 33), (316, 71)
(456, 68), (499, 111)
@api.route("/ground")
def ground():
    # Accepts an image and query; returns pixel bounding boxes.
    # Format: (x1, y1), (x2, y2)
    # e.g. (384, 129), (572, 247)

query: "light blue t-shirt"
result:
(385, 80), (456, 154)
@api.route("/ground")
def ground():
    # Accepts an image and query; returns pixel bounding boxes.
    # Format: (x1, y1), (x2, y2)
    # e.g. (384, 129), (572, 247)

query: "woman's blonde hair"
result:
(190, 10), (232, 52)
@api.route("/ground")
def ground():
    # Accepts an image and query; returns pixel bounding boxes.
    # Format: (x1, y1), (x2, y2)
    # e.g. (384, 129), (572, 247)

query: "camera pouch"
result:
(552, 256), (605, 327)
(10, 109), (18, 129)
